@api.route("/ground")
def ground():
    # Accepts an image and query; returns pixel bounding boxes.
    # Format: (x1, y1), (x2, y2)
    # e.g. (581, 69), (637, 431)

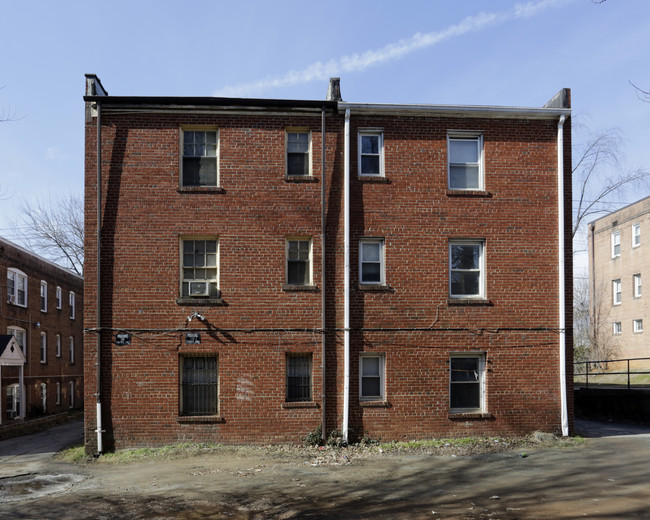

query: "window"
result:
(450, 354), (486, 413)
(632, 223), (641, 247)
(70, 337), (75, 364)
(612, 279), (622, 305)
(286, 131), (311, 176)
(56, 382), (61, 405)
(449, 241), (485, 298)
(7, 326), (26, 355)
(69, 291), (76, 319)
(56, 334), (61, 358)
(40, 383), (47, 413)
(181, 239), (219, 297)
(613, 322), (622, 335)
(7, 268), (27, 307)
(40, 281), (47, 312)
(359, 239), (385, 285)
(40, 332), (47, 364)
(69, 381), (75, 408)
(6, 384), (20, 419)
(286, 238), (312, 286)
(634, 274), (642, 298)
(182, 129), (218, 187)
(634, 319), (644, 333)
(360, 354), (385, 401)
(611, 231), (621, 258)
(286, 353), (312, 402)
(448, 134), (483, 190)
(180, 356), (218, 416)
(56, 286), (62, 309)
(358, 131), (384, 176)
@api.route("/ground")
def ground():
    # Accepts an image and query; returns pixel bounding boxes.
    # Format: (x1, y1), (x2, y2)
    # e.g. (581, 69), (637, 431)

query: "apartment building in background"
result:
(83, 74), (572, 453)
(1, 237), (84, 425)
(589, 195), (650, 361)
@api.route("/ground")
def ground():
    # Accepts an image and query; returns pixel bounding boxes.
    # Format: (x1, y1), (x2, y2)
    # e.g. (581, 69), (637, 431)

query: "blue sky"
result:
(1, 0), (649, 276)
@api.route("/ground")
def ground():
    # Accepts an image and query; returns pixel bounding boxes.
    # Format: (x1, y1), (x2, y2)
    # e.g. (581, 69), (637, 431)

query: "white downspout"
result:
(342, 108), (351, 443)
(557, 114), (569, 437)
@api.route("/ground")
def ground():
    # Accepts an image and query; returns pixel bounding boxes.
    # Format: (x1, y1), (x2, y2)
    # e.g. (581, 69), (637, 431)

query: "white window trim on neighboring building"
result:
(56, 334), (61, 358)
(634, 274), (642, 298)
(449, 353), (486, 413)
(359, 354), (385, 401)
(6, 384), (21, 419)
(613, 322), (622, 335)
(359, 238), (385, 285)
(40, 332), (47, 364)
(358, 130), (384, 177)
(56, 286), (62, 309)
(285, 237), (313, 286)
(632, 223), (641, 248)
(613, 279), (622, 305)
(56, 382), (61, 405)
(449, 240), (485, 299)
(7, 326), (26, 355)
(448, 132), (484, 190)
(70, 336), (75, 364)
(40, 280), (47, 312)
(286, 129), (312, 177)
(611, 231), (621, 258)
(181, 128), (219, 187)
(40, 383), (47, 412)
(69, 291), (76, 320)
(69, 381), (75, 408)
(7, 268), (28, 307)
(633, 319), (644, 333)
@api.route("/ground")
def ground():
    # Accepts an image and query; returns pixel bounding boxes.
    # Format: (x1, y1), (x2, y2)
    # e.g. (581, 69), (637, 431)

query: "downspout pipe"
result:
(342, 108), (351, 444)
(320, 107), (327, 442)
(96, 101), (104, 454)
(557, 114), (569, 437)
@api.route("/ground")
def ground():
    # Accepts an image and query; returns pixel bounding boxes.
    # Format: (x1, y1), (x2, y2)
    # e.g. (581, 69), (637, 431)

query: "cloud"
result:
(213, 0), (574, 98)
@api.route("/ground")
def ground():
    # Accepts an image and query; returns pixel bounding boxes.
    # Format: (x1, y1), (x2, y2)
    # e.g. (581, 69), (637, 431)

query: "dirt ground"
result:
(2, 420), (650, 519)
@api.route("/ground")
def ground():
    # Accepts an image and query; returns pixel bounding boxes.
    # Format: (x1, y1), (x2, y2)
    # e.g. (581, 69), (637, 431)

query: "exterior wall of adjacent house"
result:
(0, 237), (84, 423)
(83, 83), (572, 451)
(588, 196), (650, 363)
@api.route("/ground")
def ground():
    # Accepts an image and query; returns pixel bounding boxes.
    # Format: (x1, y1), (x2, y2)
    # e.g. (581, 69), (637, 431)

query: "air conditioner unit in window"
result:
(8, 294), (14, 304)
(188, 281), (209, 297)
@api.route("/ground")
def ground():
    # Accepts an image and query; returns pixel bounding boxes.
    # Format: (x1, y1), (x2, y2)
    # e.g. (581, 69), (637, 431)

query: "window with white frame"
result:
(359, 239), (385, 285)
(613, 322), (622, 335)
(69, 381), (75, 408)
(448, 133), (483, 190)
(40, 281), (47, 312)
(40, 383), (47, 412)
(56, 382), (61, 405)
(358, 131), (384, 176)
(632, 223), (641, 247)
(70, 337), (75, 364)
(182, 129), (218, 187)
(450, 354), (486, 413)
(69, 291), (76, 319)
(612, 279), (622, 305)
(56, 286), (62, 309)
(286, 353), (312, 402)
(360, 354), (385, 401)
(611, 231), (621, 258)
(286, 131), (311, 176)
(7, 326), (26, 355)
(56, 334), (61, 358)
(286, 238), (312, 286)
(6, 384), (20, 419)
(634, 274), (642, 298)
(634, 319), (644, 333)
(449, 241), (485, 298)
(180, 356), (218, 415)
(7, 268), (27, 307)
(181, 239), (219, 298)
(40, 332), (47, 363)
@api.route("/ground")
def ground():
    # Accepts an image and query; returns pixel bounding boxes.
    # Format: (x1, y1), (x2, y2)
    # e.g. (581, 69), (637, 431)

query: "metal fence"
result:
(574, 357), (650, 389)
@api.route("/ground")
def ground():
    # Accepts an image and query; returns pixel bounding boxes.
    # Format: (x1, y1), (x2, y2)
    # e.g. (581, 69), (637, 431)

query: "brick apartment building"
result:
(0, 237), (83, 425)
(83, 74), (572, 453)
(588, 196), (649, 361)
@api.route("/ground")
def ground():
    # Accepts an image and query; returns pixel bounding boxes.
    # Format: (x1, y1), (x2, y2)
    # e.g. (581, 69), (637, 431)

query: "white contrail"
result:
(213, 0), (574, 97)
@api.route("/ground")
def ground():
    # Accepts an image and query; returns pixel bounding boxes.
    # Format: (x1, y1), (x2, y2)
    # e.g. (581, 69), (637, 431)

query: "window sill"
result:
(447, 298), (493, 306)
(177, 186), (225, 193)
(176, 297), (224, 306)
(358, 175), (390, 183)
(359, 400), (391, 408)
(283, 284), (319, 292)
(358, 284), (394, 292)
(282, 401), (319, 409)
(448, 412), (493, 420)
(177, 415), (225, 424)
(284, 175), (318, 183)
(446, 189), (492, 197)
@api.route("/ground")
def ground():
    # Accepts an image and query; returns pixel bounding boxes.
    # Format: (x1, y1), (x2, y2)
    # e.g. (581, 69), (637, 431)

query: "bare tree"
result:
(14, 194), (84, 275)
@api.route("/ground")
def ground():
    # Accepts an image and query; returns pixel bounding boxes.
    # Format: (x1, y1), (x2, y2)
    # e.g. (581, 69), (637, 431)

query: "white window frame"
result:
(448, 132), (484, 190)
(40, 383), (47, 412)
(7, 326), (26, 355)
(56, 286), (62, 309)
(359, 238), (385, 285)
(70, 336), (75, 364)
(40, 281), (47, 312)
(449, 240), (485, 299)
(359, 354), (385, 401)
(613, 322), (622, 335)
(449, 353), (486, 413)
(633, 319), (644, 333)
(358, 130), (384, 177)
(56, 382), (61, 405)
(612, 279), (622, 305)
(181, 128), (219, 187)
(285, 237), (313, 286)
(69, 291), (76, 320)
(634, 274), (642, 298)
(40, 332), (47, 364)
(180, 238), (220, 298)
(611, 231), (621, 258)
(286, 129), (312, 177)
(56, 334), (62, 358)
(7, 268), (28, 307)
(632, 223), (641, 248)
(6, 384), (20, 419)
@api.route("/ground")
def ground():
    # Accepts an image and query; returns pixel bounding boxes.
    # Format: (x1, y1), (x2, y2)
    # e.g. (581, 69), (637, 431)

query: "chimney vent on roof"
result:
(327, 77), (342, 102)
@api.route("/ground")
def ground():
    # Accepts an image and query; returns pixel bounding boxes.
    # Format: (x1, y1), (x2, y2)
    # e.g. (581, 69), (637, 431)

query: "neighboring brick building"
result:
(588, 196), (649, 361)
(83, 74), (572, 453)
(0, 237), (84, 425)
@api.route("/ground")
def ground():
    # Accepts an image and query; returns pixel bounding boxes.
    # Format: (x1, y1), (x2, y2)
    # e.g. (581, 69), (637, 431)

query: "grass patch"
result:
(56, 443), (91, 463)
(96, 442), (225, 463)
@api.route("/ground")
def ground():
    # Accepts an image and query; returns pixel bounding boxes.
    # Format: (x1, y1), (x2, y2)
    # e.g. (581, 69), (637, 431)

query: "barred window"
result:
(286, 354), (312, 402)
(181, 356), (218, 416)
